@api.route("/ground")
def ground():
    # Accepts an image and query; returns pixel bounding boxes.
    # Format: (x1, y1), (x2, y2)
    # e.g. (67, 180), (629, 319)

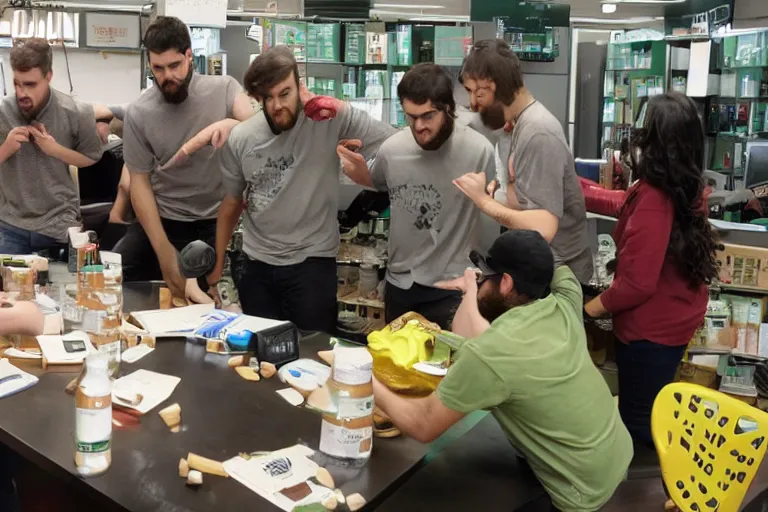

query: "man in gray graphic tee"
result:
(338, 64), (496, 329)
(115, 16), (255, 297)
(0, 38), (103, 254)
(456, 39), (594, 284)
(212, 46), (395, 333)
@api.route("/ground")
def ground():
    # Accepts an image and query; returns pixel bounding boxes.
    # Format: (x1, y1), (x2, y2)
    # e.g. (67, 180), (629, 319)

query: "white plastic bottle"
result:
(75, 353), (112, 477)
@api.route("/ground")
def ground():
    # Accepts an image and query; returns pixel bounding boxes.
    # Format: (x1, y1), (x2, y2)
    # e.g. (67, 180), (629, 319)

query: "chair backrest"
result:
(652, 383), (768, 512)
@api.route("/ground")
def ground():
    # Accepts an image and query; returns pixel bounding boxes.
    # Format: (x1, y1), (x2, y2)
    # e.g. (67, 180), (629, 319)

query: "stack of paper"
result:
(112, 369), (180, 414)
(223, 445), (334, 511)
(128, 304), (215, 338)
(0, 358), (39, 398)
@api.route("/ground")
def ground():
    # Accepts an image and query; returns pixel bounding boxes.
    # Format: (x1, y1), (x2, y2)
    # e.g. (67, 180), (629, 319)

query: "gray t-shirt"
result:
(370, 124), (496, 289)
(220, 105), (395, 266)
(0, 89), (103, 241)
(498, 101), (593, 283)
(123, 73), (241, 221)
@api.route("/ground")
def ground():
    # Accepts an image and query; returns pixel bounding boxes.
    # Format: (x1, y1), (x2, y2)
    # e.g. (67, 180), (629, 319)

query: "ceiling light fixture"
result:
(602, 3), (617, 13)
(372, 3), (444, 8)
(603, 0), (685, 3)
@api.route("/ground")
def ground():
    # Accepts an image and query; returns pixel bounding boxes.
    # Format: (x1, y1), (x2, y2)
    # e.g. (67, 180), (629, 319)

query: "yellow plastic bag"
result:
(367, 312), (444, 397)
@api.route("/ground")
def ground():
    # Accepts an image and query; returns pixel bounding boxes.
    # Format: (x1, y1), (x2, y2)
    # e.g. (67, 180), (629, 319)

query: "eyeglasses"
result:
(475, 271), (500, 287)
(405, 110), (440, 126)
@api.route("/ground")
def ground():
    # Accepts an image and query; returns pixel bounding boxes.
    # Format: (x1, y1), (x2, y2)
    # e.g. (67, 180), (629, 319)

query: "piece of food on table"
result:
(228, 355), (246, 368)
(186, 470), (203, 486)
(260, 361), (277, 379)
(373, 407), (401, 438)
(178, 458), (189, 478)
(317, 350), (334, 366)
(159, 403), (181, 433)
(315, 467), (335, 489)
(186, 452), (229, 477)
(321, 495), (338, 510)
(347, 493), (366, 511)
(235, 366), (261, 382)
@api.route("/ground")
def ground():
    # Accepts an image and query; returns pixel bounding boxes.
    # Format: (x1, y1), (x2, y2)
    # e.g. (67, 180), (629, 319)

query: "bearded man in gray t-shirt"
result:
(455, 39), (593, 284)
(0, 38), (104, 254)
(338, 64), (496, 329)
(114, 16), (256, 298)
(210, 46), (395, 333)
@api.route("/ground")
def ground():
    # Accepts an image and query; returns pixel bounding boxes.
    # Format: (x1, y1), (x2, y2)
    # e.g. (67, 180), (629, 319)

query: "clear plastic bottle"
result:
(75, 353), (112, 477)
(319, 345), (374, 468)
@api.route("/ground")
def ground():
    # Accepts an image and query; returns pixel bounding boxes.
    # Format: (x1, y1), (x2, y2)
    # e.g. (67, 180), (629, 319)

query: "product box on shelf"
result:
(717, 243), (768, 292)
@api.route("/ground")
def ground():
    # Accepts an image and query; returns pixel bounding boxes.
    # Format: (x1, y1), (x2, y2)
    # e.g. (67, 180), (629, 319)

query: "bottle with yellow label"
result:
(75, 353), (112, 477)
(319, 345), (374, 468)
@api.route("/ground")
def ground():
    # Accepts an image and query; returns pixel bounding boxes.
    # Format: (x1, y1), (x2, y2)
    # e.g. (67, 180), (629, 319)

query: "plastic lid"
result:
(227, 330), (252, 348)
(333, 346), (373, 386)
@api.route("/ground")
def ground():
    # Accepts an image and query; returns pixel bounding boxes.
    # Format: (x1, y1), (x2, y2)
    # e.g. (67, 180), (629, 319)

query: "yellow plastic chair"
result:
(652, 383), (768, 512)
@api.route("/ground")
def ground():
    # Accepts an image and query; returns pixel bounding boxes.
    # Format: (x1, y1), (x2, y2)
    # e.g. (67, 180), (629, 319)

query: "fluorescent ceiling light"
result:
(605, 0), (685, 3)
(373, 3), (444, 8)
(369, 9), (467, 20)
(571, 16), (663, 24)
(602, 3), (617, 13)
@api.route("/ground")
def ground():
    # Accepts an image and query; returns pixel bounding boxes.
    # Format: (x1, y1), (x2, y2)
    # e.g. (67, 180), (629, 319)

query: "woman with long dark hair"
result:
(582, 92), (720, 446)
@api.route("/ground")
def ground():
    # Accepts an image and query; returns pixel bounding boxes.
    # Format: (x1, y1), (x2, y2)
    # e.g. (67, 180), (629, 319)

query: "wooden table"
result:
(0, 282), (427, 511)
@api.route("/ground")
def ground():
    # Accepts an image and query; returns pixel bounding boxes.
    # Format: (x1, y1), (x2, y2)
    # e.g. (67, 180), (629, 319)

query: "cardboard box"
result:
(717, 243), (768, 291)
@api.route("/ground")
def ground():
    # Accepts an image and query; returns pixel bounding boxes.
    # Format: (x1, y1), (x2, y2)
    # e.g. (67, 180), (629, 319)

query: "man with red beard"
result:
(209, 46), (395, 333)
(456, 39), (593, 284)
(116, 16), (255, 297)
(338, 63), (496, 329)
(0, 38), (103, 254)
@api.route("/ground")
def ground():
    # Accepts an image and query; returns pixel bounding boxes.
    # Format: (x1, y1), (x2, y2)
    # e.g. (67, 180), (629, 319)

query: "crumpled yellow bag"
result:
(367, 312), (444, 397)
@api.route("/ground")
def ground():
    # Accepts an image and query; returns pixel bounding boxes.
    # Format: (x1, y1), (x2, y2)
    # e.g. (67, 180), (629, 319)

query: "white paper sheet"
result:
(223, 445), (333, 511)
(37, 331), (95, 364)
(121, 344), (154, 364)
(0, 358), (38, 398)
(111, 369), (180, 414)
(129, 304), (215, 337)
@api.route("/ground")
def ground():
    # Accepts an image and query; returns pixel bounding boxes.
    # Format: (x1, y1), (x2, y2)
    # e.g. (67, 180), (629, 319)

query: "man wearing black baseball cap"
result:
(371, 230), (632, 512)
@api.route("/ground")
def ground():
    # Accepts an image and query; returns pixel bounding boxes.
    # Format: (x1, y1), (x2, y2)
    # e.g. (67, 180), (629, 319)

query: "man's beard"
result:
(264, 98), (301, 135)
(160, 66), (193, 105)
(477, 286), (511, 323)
(18, 90), (50, 121)
(479, 101), (508, 131)
(415, 115), (454, 151)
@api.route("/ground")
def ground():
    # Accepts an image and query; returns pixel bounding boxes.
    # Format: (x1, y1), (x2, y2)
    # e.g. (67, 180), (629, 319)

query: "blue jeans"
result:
(615, 339), (687, 447)
(0, 221), (59, 255)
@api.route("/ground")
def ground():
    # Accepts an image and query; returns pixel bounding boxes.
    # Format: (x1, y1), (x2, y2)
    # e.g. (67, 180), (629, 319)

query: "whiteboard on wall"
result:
(158, 0), (228, 29)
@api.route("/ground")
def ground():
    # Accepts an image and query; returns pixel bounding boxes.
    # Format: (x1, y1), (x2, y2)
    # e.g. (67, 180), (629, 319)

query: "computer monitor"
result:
(744, 141), (768, 191)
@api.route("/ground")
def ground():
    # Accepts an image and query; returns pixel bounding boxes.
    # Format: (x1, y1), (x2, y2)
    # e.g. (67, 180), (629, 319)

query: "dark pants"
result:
(239, 257), (337, 334)
(615, 339), (687, 447)
(385, 282), (462, 330)
(113, 218), (217, 282)
(0, 220), (59, 255)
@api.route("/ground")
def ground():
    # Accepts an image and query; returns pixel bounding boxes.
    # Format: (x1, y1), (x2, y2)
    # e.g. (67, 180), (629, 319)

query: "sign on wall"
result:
(84, 13), (140, 49)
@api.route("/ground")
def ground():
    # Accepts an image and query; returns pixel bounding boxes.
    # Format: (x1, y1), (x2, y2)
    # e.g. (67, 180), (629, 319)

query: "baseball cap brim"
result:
(470, 250), (499, 278)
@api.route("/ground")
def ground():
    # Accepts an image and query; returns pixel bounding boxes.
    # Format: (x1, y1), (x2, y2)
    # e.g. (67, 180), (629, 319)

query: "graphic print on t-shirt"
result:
(389, 184), (443, 231)
(245, 154), (294, 213)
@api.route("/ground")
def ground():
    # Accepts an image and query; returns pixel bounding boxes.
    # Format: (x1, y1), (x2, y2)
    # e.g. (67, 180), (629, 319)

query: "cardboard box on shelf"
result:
(721, 294), (767, 355)
(717, 243), (768, 292)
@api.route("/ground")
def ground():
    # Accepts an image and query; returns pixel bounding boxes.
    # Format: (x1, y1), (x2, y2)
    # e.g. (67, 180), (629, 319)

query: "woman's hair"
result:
(628, 92), (719, 287)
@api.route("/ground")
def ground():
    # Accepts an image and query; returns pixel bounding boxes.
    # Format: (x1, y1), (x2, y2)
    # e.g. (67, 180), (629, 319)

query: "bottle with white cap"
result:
(319, 344), (374, 467)
(74, 352), (112, 476)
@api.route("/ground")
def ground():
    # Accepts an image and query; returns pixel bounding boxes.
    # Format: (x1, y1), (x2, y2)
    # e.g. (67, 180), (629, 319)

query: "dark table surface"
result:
(0, 282), (427, 512)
